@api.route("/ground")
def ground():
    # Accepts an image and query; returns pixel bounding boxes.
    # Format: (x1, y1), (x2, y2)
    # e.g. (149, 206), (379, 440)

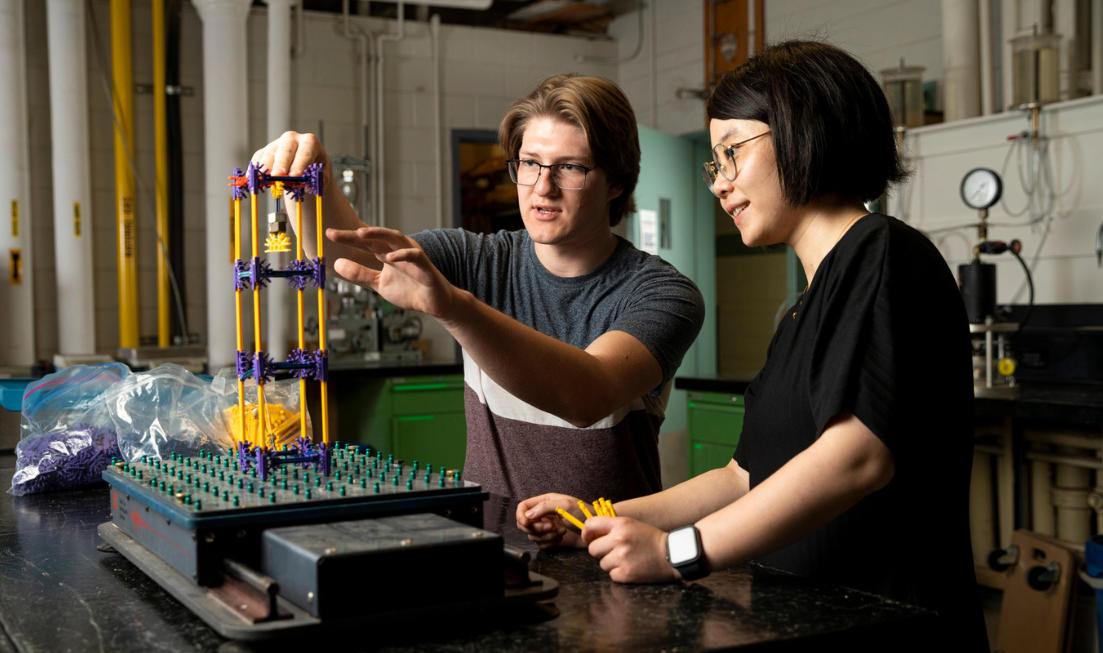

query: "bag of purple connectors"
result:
(9, 363), (129, 496)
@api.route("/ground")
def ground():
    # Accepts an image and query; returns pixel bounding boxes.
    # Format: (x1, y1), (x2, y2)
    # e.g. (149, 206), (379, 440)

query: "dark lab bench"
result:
(0, 463), (933, 652)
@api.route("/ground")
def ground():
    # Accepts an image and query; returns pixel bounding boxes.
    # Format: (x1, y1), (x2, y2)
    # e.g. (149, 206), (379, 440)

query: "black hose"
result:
(166, 0), (187, 343)
(1009, 250), (1034, 330)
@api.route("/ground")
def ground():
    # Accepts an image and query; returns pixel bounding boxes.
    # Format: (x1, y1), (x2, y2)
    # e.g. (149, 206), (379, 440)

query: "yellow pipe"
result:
(234, 198), (245, 447)
(152, 0), (170, 347)
(250, 193), (268, 452)
(111, 0), (139, 348)
(296, 199), (307, 441)
(316, 195), (328, 445)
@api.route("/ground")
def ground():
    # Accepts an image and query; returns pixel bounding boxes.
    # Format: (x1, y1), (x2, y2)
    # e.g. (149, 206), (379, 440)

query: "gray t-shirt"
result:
(412, 228), (705, 501)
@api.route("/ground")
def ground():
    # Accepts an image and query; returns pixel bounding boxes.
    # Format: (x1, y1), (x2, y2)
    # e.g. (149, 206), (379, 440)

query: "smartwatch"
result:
(666, 524), (709, 581)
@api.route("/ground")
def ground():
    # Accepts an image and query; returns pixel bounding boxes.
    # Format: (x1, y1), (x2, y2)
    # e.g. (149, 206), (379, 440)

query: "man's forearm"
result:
(439, 290), (661, 428)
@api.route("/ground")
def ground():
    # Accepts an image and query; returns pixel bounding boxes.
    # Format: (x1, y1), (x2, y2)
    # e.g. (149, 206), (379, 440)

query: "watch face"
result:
(961, 168), (1002, 210)
(667, 527), (699, 566)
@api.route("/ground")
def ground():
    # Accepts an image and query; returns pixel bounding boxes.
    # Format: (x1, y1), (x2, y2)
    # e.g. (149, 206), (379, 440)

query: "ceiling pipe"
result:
(46, 0), (95, 356)
(192, 0), (252, 371)
(941, 0), (982, 121)
(375, 1), (406, 229)
(0, 0), (34, 365)
(265, 0), (293, 362)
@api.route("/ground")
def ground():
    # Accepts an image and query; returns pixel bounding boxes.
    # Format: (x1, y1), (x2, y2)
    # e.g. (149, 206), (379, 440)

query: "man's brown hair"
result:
(499, 74), (639, 227)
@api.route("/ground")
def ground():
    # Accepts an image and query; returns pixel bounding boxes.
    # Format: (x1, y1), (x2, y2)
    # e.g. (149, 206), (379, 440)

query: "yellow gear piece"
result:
(998, 357), (1016, 377)
(265, 232), (292, 253)
(270, 181), (284, 198)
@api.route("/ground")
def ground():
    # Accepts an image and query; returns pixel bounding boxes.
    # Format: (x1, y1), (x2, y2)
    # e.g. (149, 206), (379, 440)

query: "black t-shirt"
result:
(734, 214), (987, 647)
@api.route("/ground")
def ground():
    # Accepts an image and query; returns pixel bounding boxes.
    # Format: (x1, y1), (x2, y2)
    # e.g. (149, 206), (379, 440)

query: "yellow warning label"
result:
(9, 248), (21, 284)
(11, 200), (17, 238)
(123, 196), (135, 257)
(74, 202), (82, 237)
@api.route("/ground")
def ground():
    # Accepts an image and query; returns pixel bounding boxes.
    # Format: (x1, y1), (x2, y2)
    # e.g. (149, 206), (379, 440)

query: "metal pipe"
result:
(193, 0), (252, 371)
(1024, 430), (1103, 450)
(1031, 459), (1056, 535)
(376, 1), (406, 229)
(1025, 451), (1103, 470)
(266, 0), (293, 363)
(111, 0), (139, 349)
(1054, 449), (1093, 544)
(970, 453), (996, 566)
(153, 0), (170, 348)
(46, 0), (95, 356)
(431, 13), (442, 228)
(1094, 0), (1102, 95)
(979, 0), (994, 115)
(941, 0), (982, 121)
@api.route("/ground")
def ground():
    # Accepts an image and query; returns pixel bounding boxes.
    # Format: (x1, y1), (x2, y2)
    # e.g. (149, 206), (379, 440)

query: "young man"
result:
(252, 74), (704, 501)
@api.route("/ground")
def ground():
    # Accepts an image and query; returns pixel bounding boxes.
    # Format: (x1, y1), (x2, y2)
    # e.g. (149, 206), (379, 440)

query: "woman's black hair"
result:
(706, 40), (910, 206)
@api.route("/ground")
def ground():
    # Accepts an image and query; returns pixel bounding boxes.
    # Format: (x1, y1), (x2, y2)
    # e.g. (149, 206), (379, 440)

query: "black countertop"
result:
(675, 375), (755, 396)
(0, 465), (932, 652)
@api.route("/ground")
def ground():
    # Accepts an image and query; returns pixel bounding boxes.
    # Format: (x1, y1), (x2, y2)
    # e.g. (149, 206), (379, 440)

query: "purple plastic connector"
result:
(247, 162), (264, 196)
(233, 259), (251, 290)
(286, 348), (312, 379)
(312, 257), (326, 289)
(236, 350), (252, 379)
(314, 351), (329, 383)
(250, 257), (272, 290)
(231, 168), (249, 200)
(237, 442), (254, 474)
(318, 445), (331, 476)
(306, 162), (324, 196)
(253, 351), (274, 384)
(287, 185), (306, 202)
(286, 259), (313, 290)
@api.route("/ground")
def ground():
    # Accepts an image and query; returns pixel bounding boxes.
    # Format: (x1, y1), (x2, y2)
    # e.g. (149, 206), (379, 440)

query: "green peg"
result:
(222, 490), (229, 502)
(360, 478), (367, 489)
(305, 488), (312, 500)
(203, 481), (209, 493)
(282, 479), (288, 490)
(339, 485), (347, 496)
(392, 475), (399, 486)
(406, 479), (412, 490)
(137, 470), (143, 480)
(327, 481), (334, 492)
(438, 476), (445, 488)
(269, 493), (276, 503)
(293, 484), (300, 495)
(194, 499), (202, 511)
(373, 482), (380, 493)
(233, 495), (240, 506)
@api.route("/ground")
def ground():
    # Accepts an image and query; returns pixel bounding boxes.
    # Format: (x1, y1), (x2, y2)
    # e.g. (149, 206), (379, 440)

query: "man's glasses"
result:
(506, 159), (597, 190)
(701, 130), (771, 194)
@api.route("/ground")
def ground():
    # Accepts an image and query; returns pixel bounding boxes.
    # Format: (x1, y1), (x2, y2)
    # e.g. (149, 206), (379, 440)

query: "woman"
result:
(517, 41), (986, 647)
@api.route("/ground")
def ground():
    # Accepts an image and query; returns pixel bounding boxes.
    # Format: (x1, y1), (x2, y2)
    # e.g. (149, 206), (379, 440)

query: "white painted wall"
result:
(23, 2), (616, 362)
(899, 95), (1103, 305)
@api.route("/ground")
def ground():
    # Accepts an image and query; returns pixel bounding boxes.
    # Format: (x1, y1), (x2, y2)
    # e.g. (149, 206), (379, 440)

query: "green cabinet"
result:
(686, 391), (744, 478)
(389, 376), (467, 471)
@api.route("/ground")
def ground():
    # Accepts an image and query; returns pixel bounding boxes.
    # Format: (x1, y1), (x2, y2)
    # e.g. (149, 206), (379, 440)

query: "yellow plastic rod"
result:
(233, 198), (246, 446)
(249, 193), (268, 452)
(556, 507), (586, 531)
(605, 499), (617, 517)
(578, 500), (593, 520)
(295, 198), (306, 442)
(316, 194), (328, 445)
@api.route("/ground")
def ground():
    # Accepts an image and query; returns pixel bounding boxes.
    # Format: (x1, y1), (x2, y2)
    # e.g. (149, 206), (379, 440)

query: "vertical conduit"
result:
(47, 0), (95, 355)
(266, 0), (293, 362)
(0, 0), (35, 365)
(153, 0), (170, 347)
(166, 0), (185, 343)
(193, 0), (252, 370)
(111, 0), (139, 349)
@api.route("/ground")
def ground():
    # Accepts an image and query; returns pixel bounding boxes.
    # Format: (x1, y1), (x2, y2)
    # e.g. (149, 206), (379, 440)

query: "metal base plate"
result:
(98, 522), (558, 641)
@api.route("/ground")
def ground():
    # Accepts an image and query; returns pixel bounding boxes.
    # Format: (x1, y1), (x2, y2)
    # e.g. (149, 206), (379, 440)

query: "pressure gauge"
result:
(960, 167), (1002, 210)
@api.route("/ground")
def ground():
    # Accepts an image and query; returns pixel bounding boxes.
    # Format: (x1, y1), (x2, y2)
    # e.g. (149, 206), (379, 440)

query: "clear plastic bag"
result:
(20, 362), (131, 440)
(105, 363), (235, 462)
(211, 368), (312, 450)
(10, 363), (130, 495)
